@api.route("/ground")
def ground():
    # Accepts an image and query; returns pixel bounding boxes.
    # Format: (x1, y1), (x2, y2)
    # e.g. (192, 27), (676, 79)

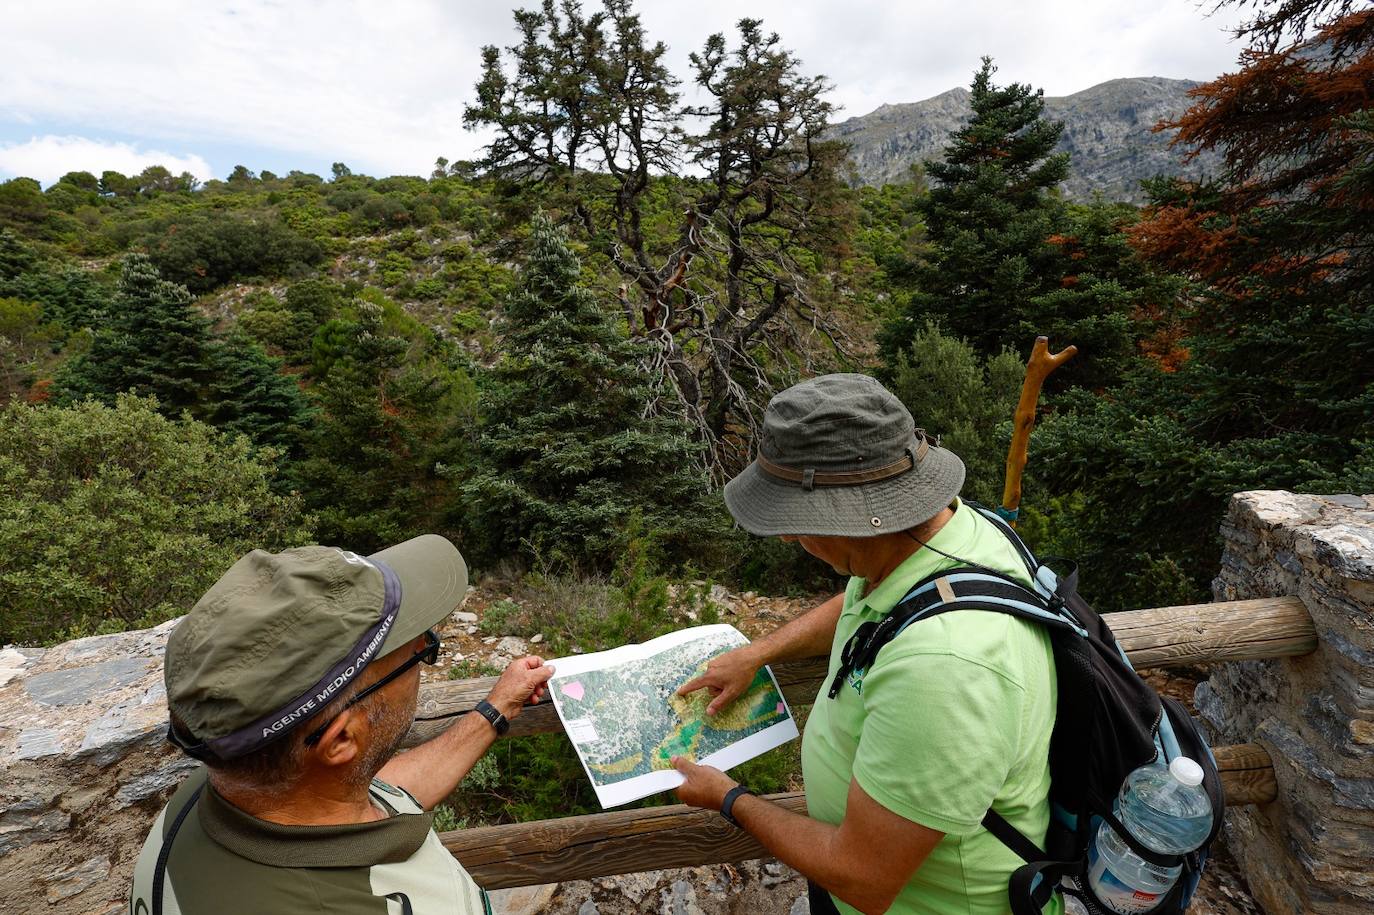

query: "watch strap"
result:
(720, 784), (755, 828)
(474, 699), (510, 736)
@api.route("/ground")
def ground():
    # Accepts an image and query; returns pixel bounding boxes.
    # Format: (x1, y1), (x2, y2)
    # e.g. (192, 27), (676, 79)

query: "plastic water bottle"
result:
(1087, 757), (1212, 914)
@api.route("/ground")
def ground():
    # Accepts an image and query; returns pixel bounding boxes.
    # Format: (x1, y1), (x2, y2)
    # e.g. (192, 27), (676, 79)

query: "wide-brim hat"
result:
(165, 535), (467, 760)
(724, 373), (965, 537)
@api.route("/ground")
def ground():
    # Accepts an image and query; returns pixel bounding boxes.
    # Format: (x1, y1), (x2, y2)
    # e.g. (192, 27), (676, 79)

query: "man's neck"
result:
(860, 505), (956, 587)
(212, 775), (386, 827)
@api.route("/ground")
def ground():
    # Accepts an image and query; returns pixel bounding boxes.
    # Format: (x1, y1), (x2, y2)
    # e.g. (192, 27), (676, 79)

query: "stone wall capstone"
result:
(1196, 491), (1374, 915)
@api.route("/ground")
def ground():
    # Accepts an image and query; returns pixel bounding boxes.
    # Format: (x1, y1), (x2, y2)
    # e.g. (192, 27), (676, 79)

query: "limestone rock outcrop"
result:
(0, 619), (189, 914)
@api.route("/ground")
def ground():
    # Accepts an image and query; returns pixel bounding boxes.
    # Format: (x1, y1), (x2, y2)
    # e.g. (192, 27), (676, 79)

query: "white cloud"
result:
(0, 1), (1252, 176)
(0, 135), (214, 186)
(639, 0), (1251, 123)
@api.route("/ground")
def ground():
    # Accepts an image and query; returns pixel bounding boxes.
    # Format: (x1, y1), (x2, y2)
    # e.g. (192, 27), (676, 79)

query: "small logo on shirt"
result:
(846, 667), (866, 694)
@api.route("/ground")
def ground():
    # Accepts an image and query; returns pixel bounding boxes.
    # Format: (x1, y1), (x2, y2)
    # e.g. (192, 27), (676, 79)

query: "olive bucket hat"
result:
(164, 534), (467, 761)
(723, 373), (965, 538)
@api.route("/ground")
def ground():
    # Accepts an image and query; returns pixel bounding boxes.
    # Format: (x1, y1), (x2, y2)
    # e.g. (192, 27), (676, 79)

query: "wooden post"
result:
(404, 596), (1315, 748)
(1000, 336), (1076, 526)
(443, 743), (1277, 890)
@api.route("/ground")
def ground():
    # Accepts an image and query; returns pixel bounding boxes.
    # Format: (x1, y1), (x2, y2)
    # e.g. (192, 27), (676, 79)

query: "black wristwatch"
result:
(474, 699), (510, 736)
(720, 784), (755, 828)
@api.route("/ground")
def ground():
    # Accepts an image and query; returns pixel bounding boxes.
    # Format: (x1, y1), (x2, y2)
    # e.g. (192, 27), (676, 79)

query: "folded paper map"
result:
(547, 624), (800, 808)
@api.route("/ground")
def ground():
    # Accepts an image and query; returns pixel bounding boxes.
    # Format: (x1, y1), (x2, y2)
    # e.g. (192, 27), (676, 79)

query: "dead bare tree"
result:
(464, 1), (851, 479)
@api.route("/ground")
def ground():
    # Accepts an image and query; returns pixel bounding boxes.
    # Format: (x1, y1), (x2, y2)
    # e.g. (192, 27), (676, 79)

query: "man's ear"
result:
(307, 708), (364, 769)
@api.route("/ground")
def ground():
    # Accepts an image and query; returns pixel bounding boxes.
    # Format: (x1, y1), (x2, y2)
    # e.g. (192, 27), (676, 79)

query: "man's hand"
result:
(486, 655), (554, 720)
(670, 756), (738, 810)
(675, 644), (761, 716)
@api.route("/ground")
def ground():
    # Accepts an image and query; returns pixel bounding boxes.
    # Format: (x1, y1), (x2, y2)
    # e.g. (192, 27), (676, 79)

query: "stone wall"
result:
(0, 619), (194, 915)
(1196, 491), (1374, 914)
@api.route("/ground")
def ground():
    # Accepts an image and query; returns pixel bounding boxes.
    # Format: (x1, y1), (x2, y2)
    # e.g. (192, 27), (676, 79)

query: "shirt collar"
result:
(850, 497), (974, 616)
(198, 778), (434, 868)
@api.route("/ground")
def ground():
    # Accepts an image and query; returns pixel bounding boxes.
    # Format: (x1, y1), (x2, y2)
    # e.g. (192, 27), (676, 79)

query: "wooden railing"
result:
(405, 596), (1315, 890)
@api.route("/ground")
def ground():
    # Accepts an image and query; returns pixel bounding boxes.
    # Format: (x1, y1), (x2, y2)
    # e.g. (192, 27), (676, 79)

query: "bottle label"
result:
(1088, 860), (1163, 914)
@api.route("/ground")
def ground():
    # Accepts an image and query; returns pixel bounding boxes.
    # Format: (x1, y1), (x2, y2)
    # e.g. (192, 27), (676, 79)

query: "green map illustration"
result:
(551, 630), (791, 786)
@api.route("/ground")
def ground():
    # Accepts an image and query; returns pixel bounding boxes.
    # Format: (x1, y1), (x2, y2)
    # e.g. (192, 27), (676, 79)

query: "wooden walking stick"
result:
(998, 336), (1076, 527)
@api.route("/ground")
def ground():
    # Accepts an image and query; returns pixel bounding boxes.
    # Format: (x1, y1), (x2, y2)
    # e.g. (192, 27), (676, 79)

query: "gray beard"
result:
(348, 689), (419, 788)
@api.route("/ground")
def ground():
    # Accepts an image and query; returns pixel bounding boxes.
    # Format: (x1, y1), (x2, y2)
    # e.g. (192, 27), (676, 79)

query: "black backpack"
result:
(828, 503), (1225, 915)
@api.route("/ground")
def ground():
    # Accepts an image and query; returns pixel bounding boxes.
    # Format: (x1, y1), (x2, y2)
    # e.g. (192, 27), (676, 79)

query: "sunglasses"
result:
(302, 628), (440, 747)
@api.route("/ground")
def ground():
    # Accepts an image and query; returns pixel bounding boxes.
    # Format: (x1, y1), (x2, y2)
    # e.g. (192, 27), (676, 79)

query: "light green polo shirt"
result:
(801, 499), (1060, 915)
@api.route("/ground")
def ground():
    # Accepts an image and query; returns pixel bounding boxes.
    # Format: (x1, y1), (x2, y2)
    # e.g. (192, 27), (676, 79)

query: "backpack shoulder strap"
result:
(827, 567), (1080, 699)
(152, 782), (206, 915)
(965, 500), (1040, 581)
(967, 500), (1085, 611)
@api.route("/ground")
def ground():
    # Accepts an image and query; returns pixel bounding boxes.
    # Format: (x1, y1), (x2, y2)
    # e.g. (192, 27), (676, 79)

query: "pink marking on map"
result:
(776, 702), (785, 715)
(561, 681), (585, 701)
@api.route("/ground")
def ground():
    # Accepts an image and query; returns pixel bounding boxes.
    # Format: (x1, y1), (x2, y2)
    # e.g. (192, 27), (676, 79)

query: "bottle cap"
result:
(1170, 757), (1205, 787)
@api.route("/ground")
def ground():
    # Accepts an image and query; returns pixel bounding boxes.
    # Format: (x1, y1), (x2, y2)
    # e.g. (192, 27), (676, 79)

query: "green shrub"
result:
(142, 212), (322, 293)
(450, 308), (488, 335)
(473, 526), (680, 656)
(378, 251), (411, 287)
(887, 322), (1022, 507)
(0, 395), (313, 644)
(412, 277), (445, 300)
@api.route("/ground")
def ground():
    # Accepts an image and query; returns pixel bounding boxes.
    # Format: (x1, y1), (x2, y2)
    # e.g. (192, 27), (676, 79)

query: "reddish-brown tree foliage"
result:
(1211, 0), (1368, 51)
(1131, 9), (1373, 299)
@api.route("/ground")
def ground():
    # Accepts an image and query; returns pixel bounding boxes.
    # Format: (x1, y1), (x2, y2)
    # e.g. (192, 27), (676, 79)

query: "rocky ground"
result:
(424, 579), (808, 675)
(434, 578), (1262, 915)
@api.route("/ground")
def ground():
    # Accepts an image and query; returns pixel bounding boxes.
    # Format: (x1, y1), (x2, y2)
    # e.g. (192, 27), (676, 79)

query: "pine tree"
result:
(55, 254), (311, 454)
(463, 214), (718, 569)
(880, 59), (1072, 363)
(298, 294), (475, 552)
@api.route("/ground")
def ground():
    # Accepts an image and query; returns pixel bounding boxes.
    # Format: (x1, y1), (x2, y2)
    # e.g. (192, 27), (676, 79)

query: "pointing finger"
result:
(676, 676), (709, 697)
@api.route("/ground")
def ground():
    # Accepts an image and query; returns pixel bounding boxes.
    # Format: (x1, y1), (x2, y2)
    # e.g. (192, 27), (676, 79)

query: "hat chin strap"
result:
(757, 434), (930, 488)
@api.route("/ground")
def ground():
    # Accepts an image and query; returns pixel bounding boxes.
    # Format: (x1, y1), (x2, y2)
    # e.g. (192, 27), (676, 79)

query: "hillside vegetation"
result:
(1, 1), (1370, 657)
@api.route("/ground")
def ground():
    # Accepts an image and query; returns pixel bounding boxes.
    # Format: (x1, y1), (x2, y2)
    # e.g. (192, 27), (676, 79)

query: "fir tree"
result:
(0, 229), (112, 331)
(298, 294), (475, 552)
(1035, 11), (1374, 609)
(57, 254), (212, 414)
(880, 59), (1071, 364)
(203, 332), (314, 457)
(463, 214), (718, 569)
(1021, 201), (1184, 391)
(55, 254), (311, 454)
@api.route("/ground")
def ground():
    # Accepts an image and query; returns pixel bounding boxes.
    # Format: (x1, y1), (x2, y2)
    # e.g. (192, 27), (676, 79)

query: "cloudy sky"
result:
(0, 1), (1251, 185)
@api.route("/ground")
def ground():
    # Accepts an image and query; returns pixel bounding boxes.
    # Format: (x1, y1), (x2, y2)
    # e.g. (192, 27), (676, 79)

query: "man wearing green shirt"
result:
(674, 373), (1059, 915)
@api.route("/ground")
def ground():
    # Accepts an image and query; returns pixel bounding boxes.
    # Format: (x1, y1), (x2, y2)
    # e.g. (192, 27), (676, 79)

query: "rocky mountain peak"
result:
(830, 75), (1222, 202)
